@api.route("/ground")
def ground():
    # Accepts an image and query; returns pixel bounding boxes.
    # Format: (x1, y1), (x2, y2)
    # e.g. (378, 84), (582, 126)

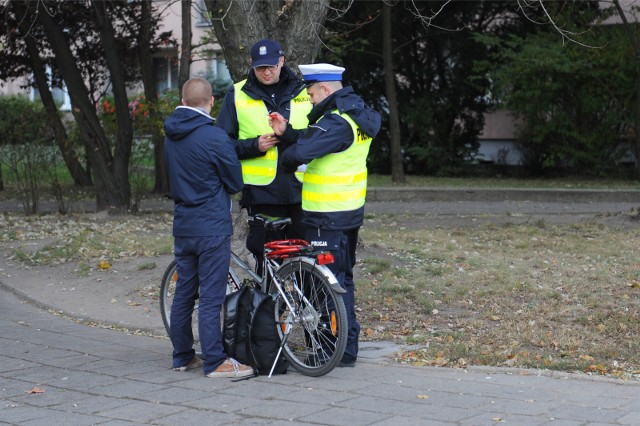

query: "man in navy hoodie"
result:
(164, 77), (252, 378)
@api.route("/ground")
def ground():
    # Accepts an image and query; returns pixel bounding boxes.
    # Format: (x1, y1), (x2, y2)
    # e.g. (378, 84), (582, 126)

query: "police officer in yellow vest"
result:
(217, 39), (312, 274)
(270, 63), (381, 367)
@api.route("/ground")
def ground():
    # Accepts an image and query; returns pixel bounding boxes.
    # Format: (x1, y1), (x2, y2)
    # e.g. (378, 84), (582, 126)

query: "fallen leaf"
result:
(587, 364), (608, 374)
(98, 260), (112, 270)
(26, 387), (45, 394)
(504, 357), (518, 367)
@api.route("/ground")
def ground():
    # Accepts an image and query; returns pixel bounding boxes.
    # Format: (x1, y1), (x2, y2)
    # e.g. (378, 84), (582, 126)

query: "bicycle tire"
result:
(271, 259), (348, 377)
(159, 259), (179, 337)
(159, 259), (240, 341)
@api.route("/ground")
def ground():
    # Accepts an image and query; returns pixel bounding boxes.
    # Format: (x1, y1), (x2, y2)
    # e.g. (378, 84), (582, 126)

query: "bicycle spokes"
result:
(271, 259), (347, 376)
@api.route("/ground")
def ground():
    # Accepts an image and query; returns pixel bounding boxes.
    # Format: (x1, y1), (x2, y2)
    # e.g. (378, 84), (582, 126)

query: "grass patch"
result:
(0, 213), (174, 267)
(358, 219), (640, 380)
(2, 203), (638, 380)
(137, 262), (157, 271)
(360, 257), (391, 275)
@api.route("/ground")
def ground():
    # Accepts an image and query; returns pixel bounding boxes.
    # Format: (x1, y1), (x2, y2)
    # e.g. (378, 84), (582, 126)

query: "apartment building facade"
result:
(1, 0), (231, 110)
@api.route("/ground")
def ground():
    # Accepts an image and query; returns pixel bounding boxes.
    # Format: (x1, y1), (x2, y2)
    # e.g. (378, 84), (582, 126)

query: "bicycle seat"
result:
(252, 214), (292, 230)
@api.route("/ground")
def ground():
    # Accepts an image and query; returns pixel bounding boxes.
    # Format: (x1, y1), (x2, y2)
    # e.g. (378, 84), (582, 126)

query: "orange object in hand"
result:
(269, 112), (288, 122)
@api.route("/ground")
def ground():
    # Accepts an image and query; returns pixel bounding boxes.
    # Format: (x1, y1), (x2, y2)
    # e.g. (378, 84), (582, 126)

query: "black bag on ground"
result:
(223, 286), (288, 375)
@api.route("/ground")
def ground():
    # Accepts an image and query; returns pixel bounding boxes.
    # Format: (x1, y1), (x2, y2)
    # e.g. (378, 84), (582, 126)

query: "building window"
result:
(195, 0), (211, 27)
(210, 57), (231, 81)
(30, 66), (71, 111)
(205, 55), (232, 96)
(154, 54), (179, 93)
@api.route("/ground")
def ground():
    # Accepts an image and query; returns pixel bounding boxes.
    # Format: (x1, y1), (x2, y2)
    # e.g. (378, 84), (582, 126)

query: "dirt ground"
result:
(2, 194), (639, 381)
(2, 196), (638, 328)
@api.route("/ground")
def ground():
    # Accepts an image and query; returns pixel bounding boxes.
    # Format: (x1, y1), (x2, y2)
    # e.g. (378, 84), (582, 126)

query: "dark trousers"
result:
(304, 226), (361, 363)
(246, 204), (304, 275)
(171, 235), (230, 374)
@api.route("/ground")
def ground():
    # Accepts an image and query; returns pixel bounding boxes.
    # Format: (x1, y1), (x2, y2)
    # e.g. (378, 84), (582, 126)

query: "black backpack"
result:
(223, 286), (288, 376)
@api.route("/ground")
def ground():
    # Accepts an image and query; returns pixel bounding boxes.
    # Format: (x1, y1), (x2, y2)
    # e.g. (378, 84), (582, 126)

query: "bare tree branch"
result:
(406, 0), (457, 29)
(517, 0), (602, 48)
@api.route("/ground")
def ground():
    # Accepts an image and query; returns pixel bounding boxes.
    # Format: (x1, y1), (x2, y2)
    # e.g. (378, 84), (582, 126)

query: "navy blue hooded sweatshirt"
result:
(164, 106), (243, 237)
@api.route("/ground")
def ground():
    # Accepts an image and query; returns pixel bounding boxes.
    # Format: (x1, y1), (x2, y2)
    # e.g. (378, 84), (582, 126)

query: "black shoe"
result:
(173, 357), (203, 372)
(337, 360), (355, 368)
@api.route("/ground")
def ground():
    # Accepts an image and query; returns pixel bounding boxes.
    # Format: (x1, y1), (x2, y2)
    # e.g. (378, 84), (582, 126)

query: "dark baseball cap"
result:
(251, 39), (284, 67)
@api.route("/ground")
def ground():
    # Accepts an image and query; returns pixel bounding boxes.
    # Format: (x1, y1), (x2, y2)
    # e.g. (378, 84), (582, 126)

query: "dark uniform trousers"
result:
(305, 226), (361, 363)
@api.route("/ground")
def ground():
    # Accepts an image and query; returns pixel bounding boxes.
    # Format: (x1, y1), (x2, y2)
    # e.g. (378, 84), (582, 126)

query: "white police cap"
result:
(298, 63), (345, 85)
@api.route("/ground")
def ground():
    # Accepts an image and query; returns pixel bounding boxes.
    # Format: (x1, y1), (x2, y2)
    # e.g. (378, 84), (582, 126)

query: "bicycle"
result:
(160, 213), (348, 377)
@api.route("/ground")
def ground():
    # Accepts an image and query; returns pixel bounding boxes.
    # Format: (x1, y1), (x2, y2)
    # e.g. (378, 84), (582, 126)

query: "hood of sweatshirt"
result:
(164, 106), (214, 141)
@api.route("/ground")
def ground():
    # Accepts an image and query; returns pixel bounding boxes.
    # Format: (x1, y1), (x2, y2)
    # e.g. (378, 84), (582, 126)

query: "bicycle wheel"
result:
(159, 259), (240, 341)
(271, 259), (348, 377)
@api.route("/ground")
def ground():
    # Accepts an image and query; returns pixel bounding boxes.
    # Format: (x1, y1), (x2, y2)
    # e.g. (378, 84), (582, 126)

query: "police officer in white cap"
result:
(270, 63), (381, 368)
(217, 39), (312, 276)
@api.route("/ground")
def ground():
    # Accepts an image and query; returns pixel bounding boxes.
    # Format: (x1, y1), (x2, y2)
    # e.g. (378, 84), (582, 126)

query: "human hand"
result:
(268, 112), (288, 136)
(258, 133), (279, 152)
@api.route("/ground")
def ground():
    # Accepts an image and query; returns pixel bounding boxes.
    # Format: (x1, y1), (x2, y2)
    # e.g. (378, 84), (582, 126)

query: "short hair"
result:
(182, 78), (212, 108)
(312, 81), (343, 94)
(325, 81), (343, 91)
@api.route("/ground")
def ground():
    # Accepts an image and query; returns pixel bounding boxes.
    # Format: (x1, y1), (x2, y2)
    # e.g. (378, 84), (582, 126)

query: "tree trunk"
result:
(11, 0), (92, 187)
(613, 0), (640, 174)
(21, 28), (93, 187)
(30, 0), (129, 212)
(92, 1), (133, 211)
(383, 3), (405, 183)
(138, 0), (169, 194)
(205, 0), (330, 80)
(178, 0), (193, 92)
(636, 71), (640, 176)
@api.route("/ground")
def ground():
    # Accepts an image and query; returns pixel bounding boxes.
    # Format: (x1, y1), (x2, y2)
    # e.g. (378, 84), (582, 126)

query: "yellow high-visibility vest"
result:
(302, 111), (372, 212)
(234, 80), (311, 185)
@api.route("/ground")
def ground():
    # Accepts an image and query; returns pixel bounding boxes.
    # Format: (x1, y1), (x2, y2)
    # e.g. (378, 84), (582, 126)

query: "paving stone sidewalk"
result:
(1, 287), (638, 426)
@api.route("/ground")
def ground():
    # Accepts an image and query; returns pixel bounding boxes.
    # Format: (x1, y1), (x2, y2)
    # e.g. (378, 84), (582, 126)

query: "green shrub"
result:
(0, 96), (54, 214)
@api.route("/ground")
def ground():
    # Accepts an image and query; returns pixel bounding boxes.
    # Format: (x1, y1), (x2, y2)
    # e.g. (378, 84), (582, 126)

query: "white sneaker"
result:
(206, 358), (254, 378)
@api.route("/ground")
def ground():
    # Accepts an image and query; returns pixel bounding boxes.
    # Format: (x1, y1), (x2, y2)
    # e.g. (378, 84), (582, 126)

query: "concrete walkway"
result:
(1, 287), (638, 425)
